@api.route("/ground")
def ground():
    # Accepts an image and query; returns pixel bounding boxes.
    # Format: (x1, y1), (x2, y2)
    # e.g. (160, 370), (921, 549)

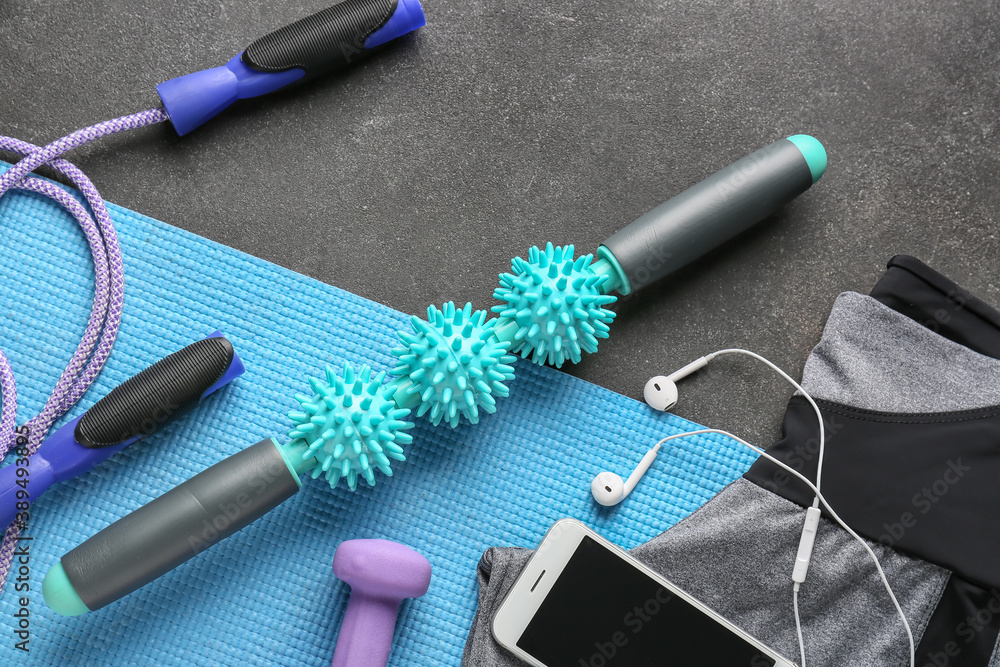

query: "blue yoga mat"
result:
(0, 161), (757, 666)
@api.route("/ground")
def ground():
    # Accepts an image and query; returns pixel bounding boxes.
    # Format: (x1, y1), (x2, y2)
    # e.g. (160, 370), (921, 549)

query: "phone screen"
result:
(516, 536), (776, 667)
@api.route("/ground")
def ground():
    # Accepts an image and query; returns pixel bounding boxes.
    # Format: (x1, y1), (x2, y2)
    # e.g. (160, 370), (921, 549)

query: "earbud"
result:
(644, 356), (712, 411)
(591, 471), (626, 507)
(643, 376), (679, 411)
(591, 444), (661, 506)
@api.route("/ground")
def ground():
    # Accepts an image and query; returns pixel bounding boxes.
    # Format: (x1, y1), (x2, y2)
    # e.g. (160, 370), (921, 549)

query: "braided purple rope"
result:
(0, 353), (15, 452)
(0, 108), (169, 594)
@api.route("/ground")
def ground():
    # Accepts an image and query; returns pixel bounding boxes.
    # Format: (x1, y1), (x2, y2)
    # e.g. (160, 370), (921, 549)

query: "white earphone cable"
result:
(702, 349), (827, 666)
(793, 586), (806, 667)
(704, 349), (826, 496)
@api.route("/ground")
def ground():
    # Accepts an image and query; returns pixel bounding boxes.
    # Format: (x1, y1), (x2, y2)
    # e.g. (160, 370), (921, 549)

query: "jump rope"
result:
(0, 109), (170, 589)
(0, 0), (425, 596)
(0, 2), (908, 665)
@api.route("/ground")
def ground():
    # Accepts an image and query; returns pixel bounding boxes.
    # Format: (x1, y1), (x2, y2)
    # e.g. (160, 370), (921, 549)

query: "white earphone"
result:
(641, 356), (710, 411)
(590, 443), (661, 506)
(593, 356), (710, 507)
(591, 348), (915, 667)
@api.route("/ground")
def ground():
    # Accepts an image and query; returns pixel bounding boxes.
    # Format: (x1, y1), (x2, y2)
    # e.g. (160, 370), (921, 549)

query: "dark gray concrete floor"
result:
(1, 0), (998, 445)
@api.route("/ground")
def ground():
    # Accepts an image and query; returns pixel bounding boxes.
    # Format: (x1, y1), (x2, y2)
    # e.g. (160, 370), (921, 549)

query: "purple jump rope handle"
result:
(331, 539), (432, 667)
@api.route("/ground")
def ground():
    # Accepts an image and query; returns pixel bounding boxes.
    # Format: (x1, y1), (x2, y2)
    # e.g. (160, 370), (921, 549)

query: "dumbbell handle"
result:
(332, 595), (405, 667)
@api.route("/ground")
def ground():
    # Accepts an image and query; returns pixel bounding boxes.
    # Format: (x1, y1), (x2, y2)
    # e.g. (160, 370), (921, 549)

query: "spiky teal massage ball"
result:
(493, 242), (617, 367)
(286, 363), (413, 491)
(390, 302), (517, 427)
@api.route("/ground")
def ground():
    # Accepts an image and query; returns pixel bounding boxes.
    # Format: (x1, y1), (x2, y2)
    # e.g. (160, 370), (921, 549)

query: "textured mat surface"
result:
(0, 162), (757, 666)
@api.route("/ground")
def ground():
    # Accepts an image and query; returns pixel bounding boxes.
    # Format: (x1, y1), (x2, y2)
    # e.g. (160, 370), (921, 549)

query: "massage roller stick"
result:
(385, 135), (829, 424)
(43, 362), (416, 615)
(44, 135), (826, 615)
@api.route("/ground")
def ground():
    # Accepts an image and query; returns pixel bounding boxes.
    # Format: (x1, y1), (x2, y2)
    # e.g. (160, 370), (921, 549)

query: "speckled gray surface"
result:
(1, 0), (998, 444)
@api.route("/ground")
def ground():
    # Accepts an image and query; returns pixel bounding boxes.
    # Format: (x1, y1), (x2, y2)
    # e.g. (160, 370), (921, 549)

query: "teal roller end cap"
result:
(786, 134), (827, 184)
(42, 561), (90, 616)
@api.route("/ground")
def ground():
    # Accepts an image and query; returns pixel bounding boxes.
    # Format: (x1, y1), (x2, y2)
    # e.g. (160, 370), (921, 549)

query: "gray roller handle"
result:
(600, 136), (825, 294)
(59, 438), (300, 612)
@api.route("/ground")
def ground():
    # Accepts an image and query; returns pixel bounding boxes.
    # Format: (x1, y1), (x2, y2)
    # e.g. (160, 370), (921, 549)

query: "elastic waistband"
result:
(871, 254), (1000, 359)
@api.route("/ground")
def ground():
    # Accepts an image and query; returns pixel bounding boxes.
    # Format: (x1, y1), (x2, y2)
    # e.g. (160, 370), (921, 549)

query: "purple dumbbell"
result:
(331, 539), (432, 667)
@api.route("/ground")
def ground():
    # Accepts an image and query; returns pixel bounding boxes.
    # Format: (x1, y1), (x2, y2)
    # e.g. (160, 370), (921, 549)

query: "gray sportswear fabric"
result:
(461, 289), (982, 667)
(802, 292), (1000, 413)
(630, 480), (946, 665)
(462, 480), (948, 667)
(464, 547), (534, 666)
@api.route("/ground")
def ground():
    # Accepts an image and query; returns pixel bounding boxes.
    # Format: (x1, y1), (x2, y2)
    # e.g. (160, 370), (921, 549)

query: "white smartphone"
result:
(492, 519), (796, 667)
